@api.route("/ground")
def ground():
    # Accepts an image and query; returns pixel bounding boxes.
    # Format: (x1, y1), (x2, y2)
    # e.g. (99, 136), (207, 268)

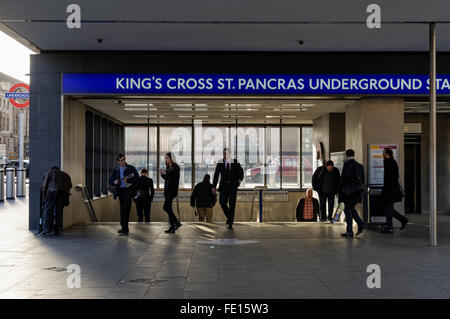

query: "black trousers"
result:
(136, 199), (151, 222)
(384, 202), (408, 230)
(319, 193), (335, 220)
(219, 185), (238, 225)
(43, 190), (65, 234)
(163, 195), (179, 227)
(344, 201), (363, 234)
(118, 187), (134, 232)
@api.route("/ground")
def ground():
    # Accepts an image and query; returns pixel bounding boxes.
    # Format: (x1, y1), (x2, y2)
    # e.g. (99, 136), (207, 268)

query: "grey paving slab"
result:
(1, 195), (450, 298)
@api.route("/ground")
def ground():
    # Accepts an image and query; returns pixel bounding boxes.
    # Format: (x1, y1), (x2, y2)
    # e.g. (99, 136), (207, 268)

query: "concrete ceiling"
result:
(1, 1), (450, 52)
(76, 97), (355, 124)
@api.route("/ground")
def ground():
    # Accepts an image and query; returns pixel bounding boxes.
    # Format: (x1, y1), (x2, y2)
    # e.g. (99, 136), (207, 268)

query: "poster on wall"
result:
(368, 144), (398, 186)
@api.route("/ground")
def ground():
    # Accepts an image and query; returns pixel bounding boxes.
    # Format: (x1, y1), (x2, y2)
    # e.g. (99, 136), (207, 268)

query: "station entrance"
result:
(58, 95), (445, 229)
(62, 96), (353, 226)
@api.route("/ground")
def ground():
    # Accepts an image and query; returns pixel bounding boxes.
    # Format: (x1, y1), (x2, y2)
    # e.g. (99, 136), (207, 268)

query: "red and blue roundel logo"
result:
(5, 83), (30, 108)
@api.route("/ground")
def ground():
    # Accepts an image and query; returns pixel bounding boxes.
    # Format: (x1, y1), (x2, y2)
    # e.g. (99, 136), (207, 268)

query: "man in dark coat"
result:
(134, 168), (155, 223)
(212, 148), (244, 229)
(190, 174), (217, 222)
(109, 153), (139, 235)
(160, 152), (181, 233)
(39, 166), (72, 236)
(338, 149), (365, 238)
(312, 160), (340, 222)
(381, 148), (409, 233)
(296, 189), (319, 222)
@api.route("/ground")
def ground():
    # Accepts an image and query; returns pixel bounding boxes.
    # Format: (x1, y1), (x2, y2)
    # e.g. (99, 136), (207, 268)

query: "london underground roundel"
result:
(5, 83), (30, 108)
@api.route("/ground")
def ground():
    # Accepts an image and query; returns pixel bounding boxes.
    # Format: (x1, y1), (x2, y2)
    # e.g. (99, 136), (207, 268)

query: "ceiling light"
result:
(124, 107), (157, 111)
(301, 103), (315, 107)
(173, 108), (193, 111)
(171, 103), (192, 107)
(281, 103), (301, 107)
(194, 108), (208, 111)
(266, 115), (280, 118)
(124, 103), (154, 107)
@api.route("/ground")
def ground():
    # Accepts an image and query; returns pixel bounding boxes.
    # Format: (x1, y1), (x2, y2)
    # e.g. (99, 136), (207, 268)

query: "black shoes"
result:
(227, 224), (233, 229)
(165, 223), (182, 234)
(356, 226), (364, 236)
(380, 228), (394, 234)
(164, 226), (174, 233)
(400, 219), (409, 230)
(118, 229), (129, 235)
(341, 232), (354, 239)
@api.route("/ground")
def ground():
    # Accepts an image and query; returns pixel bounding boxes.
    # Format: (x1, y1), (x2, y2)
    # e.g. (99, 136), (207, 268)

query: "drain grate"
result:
(43, 266), (67, 272)
(124, 278), (167, 285)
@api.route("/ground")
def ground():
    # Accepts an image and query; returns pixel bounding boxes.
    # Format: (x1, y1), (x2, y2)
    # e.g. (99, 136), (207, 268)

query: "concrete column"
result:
(313, 113), (346, 162)
(346, 98), (405, 216)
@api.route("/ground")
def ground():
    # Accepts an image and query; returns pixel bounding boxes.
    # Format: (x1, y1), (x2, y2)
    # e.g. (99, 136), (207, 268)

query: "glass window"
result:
(194, 125), (231, 185)
(238, 126), (264, 188)
(301, 126), (313, 188)
(125, 127), (148, 173)
(282, 127), (300, 189)
(159, 126), (192, 189)
(148, 127), (157, 182)
(265, 127), (280, 188)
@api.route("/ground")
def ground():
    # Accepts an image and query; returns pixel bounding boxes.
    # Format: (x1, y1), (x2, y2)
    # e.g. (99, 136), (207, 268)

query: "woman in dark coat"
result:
(160, 152), (181, 233)
(381, 148), (409, 233)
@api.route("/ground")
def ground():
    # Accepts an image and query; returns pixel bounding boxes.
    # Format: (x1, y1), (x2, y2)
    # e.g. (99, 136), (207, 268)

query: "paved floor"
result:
(1, 197), (450, 299)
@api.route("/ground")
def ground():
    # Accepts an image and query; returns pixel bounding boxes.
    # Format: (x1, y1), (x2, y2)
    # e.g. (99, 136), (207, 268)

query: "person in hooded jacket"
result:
(190, 174), (217, 222)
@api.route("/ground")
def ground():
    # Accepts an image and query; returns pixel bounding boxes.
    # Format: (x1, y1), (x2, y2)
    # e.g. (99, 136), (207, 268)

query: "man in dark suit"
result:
(381, 148), (409, 233)
(312, 160), (340, 222)
(109, 153), (139, 235)
(212, 148), (244, 229)
(338, 149), (365, 239)
(134, 168), (155, 223)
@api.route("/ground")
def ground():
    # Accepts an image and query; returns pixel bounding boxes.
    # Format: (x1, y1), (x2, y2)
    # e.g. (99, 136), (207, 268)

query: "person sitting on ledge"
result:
(296, 189), (319, 222)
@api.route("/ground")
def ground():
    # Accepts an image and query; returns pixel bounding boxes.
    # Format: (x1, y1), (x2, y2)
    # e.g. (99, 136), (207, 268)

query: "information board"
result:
(368, 144), (398, 186)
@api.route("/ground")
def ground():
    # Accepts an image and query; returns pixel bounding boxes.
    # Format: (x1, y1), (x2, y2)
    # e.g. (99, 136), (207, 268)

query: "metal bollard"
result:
(0, 170), (4, 202)
(16, 168), (26, 197)
(6, 168), (15, 200)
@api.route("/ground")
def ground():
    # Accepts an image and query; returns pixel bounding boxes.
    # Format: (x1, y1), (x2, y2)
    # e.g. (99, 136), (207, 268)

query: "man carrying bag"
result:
(380, 148), (409, 233)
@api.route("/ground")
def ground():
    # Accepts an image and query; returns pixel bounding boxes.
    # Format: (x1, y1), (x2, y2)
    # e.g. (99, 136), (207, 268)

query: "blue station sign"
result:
(62, 73), (450, 95)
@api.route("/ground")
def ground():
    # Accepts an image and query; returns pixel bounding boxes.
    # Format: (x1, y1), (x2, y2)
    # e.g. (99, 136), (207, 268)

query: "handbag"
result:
(393, 180), (405, 203)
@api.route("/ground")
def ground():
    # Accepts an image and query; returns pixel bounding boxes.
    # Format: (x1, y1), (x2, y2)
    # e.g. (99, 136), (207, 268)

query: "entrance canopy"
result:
(2, 1), (450, 52)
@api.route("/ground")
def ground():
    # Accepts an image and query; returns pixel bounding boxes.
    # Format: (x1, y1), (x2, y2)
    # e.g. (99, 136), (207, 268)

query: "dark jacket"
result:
(135, 175), (155, 202)
(339, 158), (365, 205)
(381, 157), (399, 204)
(42, 168), (72, 195)
(190, 180), (217, 208)
(312, 166), (340, 195)
(161, 163), (180, 198)
(296, 197), (319, 221)
(212, 159), (244, 191)
(109, 164), (139, 200)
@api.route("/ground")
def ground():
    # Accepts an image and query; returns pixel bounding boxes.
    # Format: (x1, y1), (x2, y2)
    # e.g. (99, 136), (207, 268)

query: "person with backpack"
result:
(381, 148), (409, 233)
(38, 166), (72, 237)
(134, 168), (155, 223)
(312, 160), (340, 222)
(190, 174), (217, 222)
(339, 149), (365, 239)
(296, 188), (319, 222)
